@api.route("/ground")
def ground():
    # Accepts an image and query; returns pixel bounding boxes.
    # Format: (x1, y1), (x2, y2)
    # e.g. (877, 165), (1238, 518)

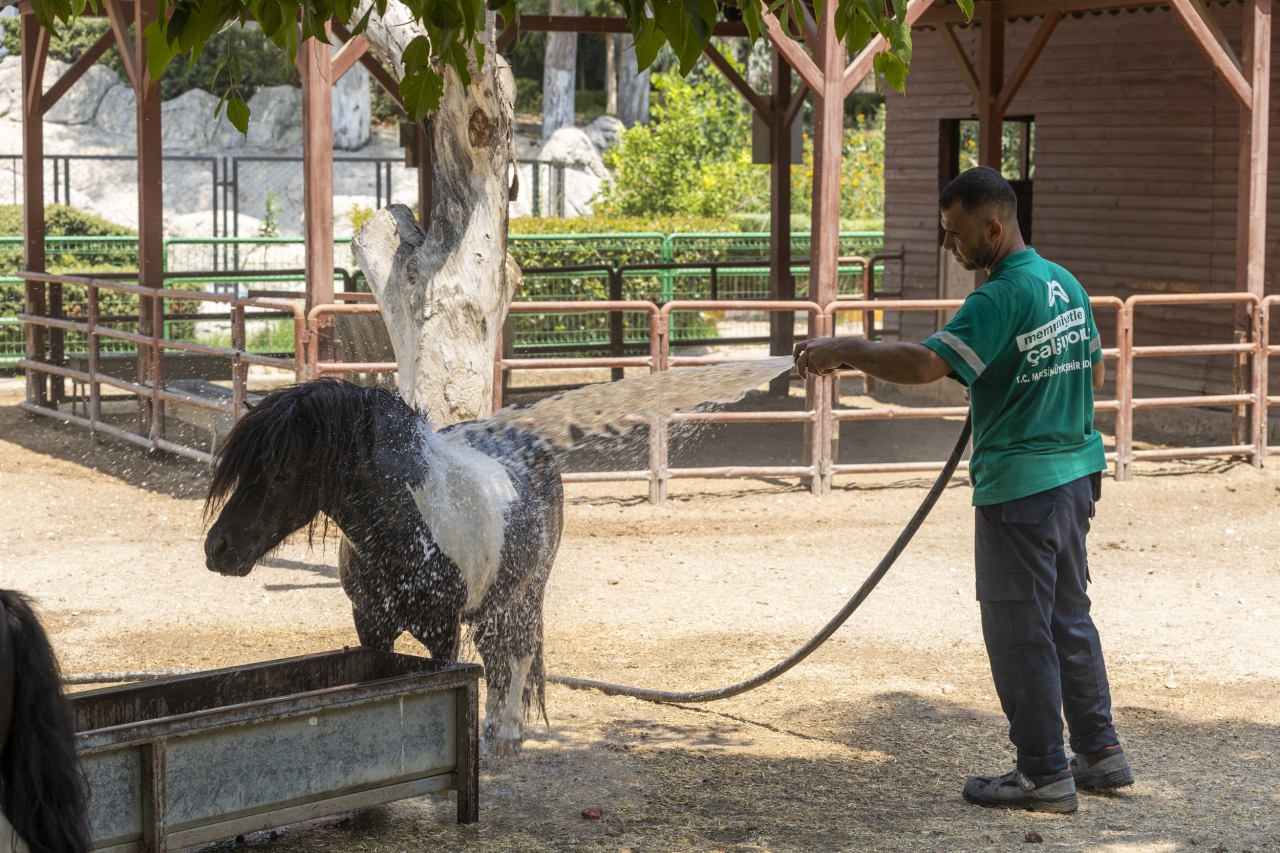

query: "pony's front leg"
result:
(352, 604), (400, 652)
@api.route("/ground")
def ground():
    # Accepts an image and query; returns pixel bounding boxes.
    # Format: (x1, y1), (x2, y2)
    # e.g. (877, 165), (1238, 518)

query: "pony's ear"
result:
(371, 404), (427, 483)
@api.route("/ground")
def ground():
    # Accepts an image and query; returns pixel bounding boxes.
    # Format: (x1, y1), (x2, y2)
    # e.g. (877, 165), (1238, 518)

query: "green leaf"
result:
(400, 34), (445, 119)
(873, 49), (906, 92)
(256, 0), (283, 36)
(226, 96), (250, 134)
(143, 21), (178, 81)
(954, 0), (975, 20)
(349, 6), (373, 36)
(430, 1), (463, 30)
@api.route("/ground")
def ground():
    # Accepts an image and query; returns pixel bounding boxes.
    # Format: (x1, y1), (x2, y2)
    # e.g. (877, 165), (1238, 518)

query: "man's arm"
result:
(1093, 359), (1105, 390)
(794, 337), (954, 385)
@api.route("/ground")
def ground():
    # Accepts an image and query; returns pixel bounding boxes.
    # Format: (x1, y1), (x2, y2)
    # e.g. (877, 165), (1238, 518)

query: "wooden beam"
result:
(332, 32), (370, 82)
(333, 19), (405, 109)
(976, 0), (1004, 167)
(917, 0), (1247, 24)
(763, 12), (825, 93)
(703, 43), (772, 123)
(103, 0), (137, 90)
(1188, 0), (1241, 70)
(508, 15), (749, 36)
(23, 24), (47, 118)
(784, 81), (809, 127)
(359, 50), (404, 108)
(41, 28), (116, 114)
(938, 23), (980, 105)
(994, 10), (1060, 115)
(842, 0), (934, 96)
(1170, 0), (1251, 105)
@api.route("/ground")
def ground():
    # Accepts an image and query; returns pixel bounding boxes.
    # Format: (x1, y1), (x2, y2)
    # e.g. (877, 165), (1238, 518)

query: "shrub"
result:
(594, 47), (766, 221)
(514, 77), (542, 114)
(790, 114), (885, 230)
(347, 203), (375, 233)
(508, 214), (737, 235)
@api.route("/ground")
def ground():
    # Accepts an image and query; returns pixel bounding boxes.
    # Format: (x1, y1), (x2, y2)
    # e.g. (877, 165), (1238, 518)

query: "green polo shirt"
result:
(921, 249), (1106, 506)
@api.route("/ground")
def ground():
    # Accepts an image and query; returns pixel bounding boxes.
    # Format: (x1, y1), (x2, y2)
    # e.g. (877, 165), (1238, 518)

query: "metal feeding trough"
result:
(71, 648), (482, 852)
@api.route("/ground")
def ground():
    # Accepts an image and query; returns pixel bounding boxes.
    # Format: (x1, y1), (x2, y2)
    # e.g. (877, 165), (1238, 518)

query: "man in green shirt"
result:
(794, 167), (1133, 813)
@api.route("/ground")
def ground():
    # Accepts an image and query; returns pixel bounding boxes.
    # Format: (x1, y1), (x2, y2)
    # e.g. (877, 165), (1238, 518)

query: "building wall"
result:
(883, 4), (1277, 401)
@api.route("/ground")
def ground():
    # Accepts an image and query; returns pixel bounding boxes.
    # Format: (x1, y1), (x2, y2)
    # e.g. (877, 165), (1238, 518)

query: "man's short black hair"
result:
(939, 166), (1017, 220)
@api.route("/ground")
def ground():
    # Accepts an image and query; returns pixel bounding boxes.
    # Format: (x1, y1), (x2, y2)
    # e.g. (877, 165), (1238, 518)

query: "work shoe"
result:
(962, 768), (1078, 813)
(1070, 746), (1135, 790)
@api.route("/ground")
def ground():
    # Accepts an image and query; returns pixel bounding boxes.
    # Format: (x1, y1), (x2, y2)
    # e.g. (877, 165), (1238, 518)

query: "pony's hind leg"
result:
(493, 653), (535, 755)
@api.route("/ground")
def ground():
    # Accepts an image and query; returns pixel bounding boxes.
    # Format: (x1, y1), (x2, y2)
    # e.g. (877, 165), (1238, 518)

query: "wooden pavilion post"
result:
(134, 0), (165, 439)
(20, 13), (47, 408)
(301, 27), (335, 326)
(976, 0), (1004, 168)
(1237, 0), (1270, 461)
(1237, 0), (1270, 324)
(806, 0), (845, 494)
(768, 47), (793, 396)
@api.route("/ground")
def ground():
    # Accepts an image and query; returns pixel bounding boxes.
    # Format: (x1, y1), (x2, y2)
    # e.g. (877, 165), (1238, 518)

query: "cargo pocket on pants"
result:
(976, 574), (1036, 648)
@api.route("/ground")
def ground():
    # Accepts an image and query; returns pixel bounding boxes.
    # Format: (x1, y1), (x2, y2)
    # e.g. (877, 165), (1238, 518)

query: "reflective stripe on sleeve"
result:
(930, 330), (987, 377)
(1090, 334), (1102, 352)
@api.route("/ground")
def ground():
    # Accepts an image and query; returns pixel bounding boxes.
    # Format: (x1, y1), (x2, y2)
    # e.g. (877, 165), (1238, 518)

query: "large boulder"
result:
(539, 126), (609, 180)
(246, 85), (303, 150)
(584, 114), (624, 156)
(161, 88), (222, 150)
(46, 62), (117, 125)
(0, 56), (23, 120)
(331, 61), (370, 150)
(0, 56), (118, 125)
(95, 84), (136, 137)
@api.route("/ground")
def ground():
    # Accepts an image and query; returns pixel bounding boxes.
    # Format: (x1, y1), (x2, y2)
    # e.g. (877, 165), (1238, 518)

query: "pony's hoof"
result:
(485, 735), (523, 757)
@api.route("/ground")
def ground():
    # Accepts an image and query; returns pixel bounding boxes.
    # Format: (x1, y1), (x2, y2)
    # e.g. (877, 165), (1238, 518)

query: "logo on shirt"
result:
(1047, 280), (1070, 306)
(1017, 308), (1088, 367)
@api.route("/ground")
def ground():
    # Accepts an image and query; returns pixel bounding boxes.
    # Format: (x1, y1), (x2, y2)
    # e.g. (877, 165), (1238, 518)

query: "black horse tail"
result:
(0, 590), (91, 853)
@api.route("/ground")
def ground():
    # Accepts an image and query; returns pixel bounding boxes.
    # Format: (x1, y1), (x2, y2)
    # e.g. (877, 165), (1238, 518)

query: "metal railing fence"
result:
(17, 273), (1280, 496)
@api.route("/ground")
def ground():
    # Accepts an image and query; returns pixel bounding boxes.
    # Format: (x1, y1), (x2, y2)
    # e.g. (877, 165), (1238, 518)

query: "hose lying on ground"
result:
(66, 417), (972, 697)
(545, 415), (973, 704)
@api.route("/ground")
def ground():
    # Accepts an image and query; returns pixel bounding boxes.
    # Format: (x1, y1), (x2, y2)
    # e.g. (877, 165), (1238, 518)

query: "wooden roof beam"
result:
(331, 31), (370, 82)
(937, 22), (981, 103)
(23, 24), (48, 118)
(703, 43), (773, 123)
(842, 0), (934, 96)
(763, 11), (826, 93)
(102, 0), (137, 91)
(506, 15), (749, 37)
(994, 9), (1061, 114)
(1170, 0), (1251, 106)
(40, 27), (116, 114)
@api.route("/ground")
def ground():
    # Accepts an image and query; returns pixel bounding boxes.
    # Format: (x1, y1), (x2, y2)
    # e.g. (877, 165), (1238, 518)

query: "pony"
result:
(0, 589), (92, 853)
(203, 380), (564, 752)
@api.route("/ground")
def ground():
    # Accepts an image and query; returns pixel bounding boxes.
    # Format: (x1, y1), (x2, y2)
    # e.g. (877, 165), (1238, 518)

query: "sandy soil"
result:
(1, 389), (1278, 853)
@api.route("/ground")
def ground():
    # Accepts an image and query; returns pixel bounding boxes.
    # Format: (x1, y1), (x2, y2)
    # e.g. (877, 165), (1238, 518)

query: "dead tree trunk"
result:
(541, 0), (578, 140)
(618, 38), (650, 128)
(349, 0), (521, 426)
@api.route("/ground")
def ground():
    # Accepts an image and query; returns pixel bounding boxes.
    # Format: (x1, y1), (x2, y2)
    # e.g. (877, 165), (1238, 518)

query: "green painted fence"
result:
(1, 231), (885, 367)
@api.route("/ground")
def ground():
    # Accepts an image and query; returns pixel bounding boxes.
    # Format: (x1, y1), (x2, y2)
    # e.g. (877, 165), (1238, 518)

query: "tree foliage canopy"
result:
(27, 0), (971, 132)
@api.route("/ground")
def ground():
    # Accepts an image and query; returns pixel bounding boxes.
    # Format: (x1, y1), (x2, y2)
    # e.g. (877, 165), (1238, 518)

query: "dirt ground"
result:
(1, 387), (1277, 853)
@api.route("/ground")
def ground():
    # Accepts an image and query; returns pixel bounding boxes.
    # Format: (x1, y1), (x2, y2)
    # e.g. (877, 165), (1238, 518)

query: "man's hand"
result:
(793, 338), (848, 379)
(794, 337), (954, 385)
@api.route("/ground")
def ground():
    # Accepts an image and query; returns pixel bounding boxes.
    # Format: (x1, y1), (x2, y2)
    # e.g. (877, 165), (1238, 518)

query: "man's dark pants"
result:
(975, 475), (1118, 775)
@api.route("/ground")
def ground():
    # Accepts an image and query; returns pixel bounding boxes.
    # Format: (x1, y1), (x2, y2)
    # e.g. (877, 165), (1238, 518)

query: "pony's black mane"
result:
(0, 590), (91, 853)
(205, 380), (417, 520)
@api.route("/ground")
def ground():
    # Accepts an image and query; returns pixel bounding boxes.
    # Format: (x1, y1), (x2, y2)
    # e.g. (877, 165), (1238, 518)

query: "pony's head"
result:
(204, 380), (426, 576)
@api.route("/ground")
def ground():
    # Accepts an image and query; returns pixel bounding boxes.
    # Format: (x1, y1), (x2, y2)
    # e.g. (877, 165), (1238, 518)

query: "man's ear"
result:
(985, 217), (1005, 243)
(371, 404), (428, 483)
